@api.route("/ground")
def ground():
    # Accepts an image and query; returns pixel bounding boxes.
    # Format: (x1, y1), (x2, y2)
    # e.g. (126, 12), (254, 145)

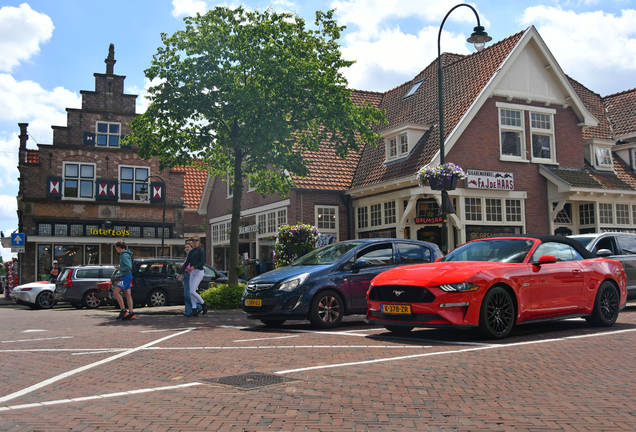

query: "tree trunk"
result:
(228, 147), (243, 285)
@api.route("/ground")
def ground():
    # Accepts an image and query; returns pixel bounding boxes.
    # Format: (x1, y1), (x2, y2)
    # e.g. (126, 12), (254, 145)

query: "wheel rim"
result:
(39, 292), (54, 308)
(151, 292), (166, 306)
(600, 285), (619, 322)
(86, 293), (100, 308)
(486, 291), (514, 335)
(317, 295), (341, 323)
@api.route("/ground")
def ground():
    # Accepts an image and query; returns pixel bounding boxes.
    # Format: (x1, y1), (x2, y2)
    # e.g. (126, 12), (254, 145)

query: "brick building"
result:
(10, 45), (206, 283)
(199, 25), (636, 268)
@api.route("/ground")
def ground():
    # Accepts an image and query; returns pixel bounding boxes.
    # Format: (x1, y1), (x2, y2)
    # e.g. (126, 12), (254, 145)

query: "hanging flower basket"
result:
(417, 163), (467, 191)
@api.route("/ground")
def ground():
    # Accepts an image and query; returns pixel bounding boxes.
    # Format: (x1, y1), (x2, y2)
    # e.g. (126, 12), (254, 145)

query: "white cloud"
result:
(0, 134), (19, 189)
(519, 6), (636, 93)
(171, 0), (208, 17)
(127, 77), (166, 114)
(0, 4), (54, 72)
(0, 194), (17, 263)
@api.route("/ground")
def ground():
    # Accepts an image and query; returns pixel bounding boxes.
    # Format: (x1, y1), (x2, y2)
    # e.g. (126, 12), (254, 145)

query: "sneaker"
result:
(116, 310), (127, 320)
(122, 312), (136, 320)
(201, 303), (209, 316)
(186, 309), (199, 317)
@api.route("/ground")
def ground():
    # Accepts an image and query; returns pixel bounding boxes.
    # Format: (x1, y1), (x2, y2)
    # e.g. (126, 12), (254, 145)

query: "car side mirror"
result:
(435, 257), (444, 262)
(351, 259), (370, 273)
(533, 255), (558, 265)
(595, 248), (612, 258)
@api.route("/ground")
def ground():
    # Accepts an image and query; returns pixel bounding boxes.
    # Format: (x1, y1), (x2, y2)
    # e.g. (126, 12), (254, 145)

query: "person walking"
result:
(179, 236), (209, 317)
(49, 260), (60, 283)
(181, 242), (194, 316)
(114, 240), (135, 320)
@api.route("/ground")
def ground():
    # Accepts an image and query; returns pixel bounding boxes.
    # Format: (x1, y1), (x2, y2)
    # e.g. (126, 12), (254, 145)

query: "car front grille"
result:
(245, 283), (275, 293)
(242, 305), (276, 314)
(369, 285), (435, 303)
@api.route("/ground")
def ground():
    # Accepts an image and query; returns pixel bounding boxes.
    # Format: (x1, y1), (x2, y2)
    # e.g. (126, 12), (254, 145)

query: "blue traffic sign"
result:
(11, 233), (25, 246)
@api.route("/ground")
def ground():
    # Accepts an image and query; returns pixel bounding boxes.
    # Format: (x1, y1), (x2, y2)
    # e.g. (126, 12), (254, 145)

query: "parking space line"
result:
(0, 383), (202, 412)
(1, 336), (73, 344)
(275, 327), (636, 374)
(140, 328), (196, 333)
(234, 335), (300, 342)
(0, 328), (195, 404)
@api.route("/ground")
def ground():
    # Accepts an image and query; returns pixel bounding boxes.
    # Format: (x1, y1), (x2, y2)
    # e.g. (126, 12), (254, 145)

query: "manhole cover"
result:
(203, 372), (300, 389)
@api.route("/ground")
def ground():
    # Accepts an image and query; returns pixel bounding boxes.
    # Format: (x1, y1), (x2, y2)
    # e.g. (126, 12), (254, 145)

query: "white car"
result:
(10, 281), (57, 309)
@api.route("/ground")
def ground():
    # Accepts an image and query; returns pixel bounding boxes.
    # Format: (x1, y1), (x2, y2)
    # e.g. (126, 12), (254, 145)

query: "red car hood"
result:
(372, 261), (517, 286)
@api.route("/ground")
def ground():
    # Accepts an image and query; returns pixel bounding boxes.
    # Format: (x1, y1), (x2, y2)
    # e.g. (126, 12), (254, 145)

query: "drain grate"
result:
(203, 372), (300, 389)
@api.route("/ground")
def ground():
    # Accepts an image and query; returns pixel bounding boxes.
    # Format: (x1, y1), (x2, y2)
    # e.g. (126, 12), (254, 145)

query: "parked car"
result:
(569, 232), (636, 300)
(241, 239), (443, 328)
(366, 235), (627, 339)
(54, 265), (116, 309)
(104, 258), (231, 307)
(10, 281), (56, 309)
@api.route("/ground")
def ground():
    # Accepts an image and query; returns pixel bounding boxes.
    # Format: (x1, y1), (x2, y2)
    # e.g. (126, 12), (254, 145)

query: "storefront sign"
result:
(89, 228), (130, 237)
(415, 216), (443, 224)
(466, 170), (514, 190)
(239, 224), (259, 234)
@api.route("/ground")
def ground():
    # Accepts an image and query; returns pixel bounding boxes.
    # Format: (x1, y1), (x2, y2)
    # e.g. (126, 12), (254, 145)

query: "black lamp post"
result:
(139, 175), (167, 257)
(437, 4), (491, 253)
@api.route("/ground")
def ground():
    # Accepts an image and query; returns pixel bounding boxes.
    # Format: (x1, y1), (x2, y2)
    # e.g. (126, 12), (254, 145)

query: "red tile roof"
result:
(568, 77), (612, 140)
(292, 142), (362, 190)
(176, 165), (208, 209)
(603, 87), (636, 139)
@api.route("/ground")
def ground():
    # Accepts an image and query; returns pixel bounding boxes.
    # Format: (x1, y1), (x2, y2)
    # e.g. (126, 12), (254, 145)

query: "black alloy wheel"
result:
(83, 290), (101, 309)
(35, 291), (56, 309)
(479, 286), (515, 339)
(586, 281), (620, 327)
(147, 289), (167, 307)
(309, 289), (343, 329)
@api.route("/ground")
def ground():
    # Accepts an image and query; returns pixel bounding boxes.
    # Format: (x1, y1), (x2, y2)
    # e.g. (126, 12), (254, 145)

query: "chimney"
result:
(105, 43), (116, 75)
(18, 123), (28, 164)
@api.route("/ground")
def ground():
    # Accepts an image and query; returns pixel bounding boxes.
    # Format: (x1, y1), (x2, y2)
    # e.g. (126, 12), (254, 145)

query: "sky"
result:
(0, 0), (635, 262)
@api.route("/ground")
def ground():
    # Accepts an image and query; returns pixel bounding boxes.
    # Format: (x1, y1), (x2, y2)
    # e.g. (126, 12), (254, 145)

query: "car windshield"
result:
(441, 239), (535, 263)
(569, 236), (594, 249)
(291, 241), (364, 266)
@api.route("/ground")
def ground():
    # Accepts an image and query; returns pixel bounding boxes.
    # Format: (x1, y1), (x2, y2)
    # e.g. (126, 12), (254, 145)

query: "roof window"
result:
(404, 79), (424, 98)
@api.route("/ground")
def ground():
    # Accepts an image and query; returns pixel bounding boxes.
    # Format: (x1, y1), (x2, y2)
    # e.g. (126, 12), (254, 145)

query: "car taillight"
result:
(64, 271), (73, 288)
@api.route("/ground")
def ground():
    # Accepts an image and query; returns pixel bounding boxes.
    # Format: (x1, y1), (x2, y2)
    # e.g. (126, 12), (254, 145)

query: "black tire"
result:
(586, 281), (620, 327)
(82, 290), (101, 309)
(146, 289), (167, 307)
(384, 325), (414, 334)
(260, 319), (286, 327)
(70, 302), (83, 309)
(35, 291), (56, 310)
(479, 286), (515, 339)
(308, 289), (343, 329)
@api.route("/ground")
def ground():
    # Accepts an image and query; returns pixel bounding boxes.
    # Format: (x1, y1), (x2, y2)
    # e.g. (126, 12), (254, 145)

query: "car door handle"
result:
(572, 269), (582, 275)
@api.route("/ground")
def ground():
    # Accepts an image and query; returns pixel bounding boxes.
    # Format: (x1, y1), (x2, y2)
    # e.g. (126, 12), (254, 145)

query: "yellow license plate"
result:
(382, 304), (411, 314)
(245, 299), (262, 307)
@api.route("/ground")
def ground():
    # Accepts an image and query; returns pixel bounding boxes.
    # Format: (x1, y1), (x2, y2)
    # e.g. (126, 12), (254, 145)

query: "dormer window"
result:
(584, 139), (615, 171)
(381, 123), (431, 164)
(596, 147), (612, 167)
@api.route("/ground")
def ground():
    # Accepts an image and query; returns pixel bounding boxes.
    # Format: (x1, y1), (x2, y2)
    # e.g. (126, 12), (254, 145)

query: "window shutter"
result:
(47, 177), (63, 198)
(84, 132), (96, 145)
(150, 182), (165, 203)
(96, 181), (118, 201)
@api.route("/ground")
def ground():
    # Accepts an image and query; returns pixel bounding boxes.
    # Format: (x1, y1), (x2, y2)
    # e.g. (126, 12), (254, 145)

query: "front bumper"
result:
(10, 292), (34, 304)
(241, 289), (309, 319)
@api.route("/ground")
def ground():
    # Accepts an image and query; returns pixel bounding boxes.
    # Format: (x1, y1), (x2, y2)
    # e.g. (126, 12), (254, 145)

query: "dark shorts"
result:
(117, 273), (133, 291)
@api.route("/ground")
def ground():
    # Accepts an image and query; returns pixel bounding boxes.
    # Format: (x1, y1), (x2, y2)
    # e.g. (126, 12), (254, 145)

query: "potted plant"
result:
(417, 162), (467, 191)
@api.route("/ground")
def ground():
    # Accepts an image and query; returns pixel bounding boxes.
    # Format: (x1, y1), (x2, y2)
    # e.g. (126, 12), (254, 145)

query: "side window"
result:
(100, 268), (115, 278)
(203, 265), (217, 278)
(532, 242), (580, 262)
(422, 247), (432, 262)
(356, 243), (394, 267)
(76, 269), (101, 278)
(595, 236), (618, 255)
(166, 263), (180, 276)
(397, 243), (424, 264)
(616, 235), (636, 254)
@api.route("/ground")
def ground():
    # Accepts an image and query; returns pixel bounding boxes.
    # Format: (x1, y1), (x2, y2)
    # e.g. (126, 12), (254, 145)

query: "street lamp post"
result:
(139, 175), (167, 257)
(437, 4), (491, 253)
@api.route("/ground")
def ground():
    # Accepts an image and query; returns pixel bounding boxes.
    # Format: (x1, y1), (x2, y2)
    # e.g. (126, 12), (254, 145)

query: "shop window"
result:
(384, 201), (396, 225)
(239, 222), (250, 240)
(85, 245), (99, 265)
(357, 207), (368, 229)
(579, 203), (595, 225)
(616, 204), (629, 225)
(70, 224), (83, 237)
(63, 162), (95, 199)
(599, 203), (613, 225)
(143, 227), (156, 238)
(277, 209), (287, 228)
(129, 226), (141, 238)
(370, 204), (382, 227)
(465, 198), (482, 221)
(485, 199), (502, 222)
(506, 199), (522, 222)
(212, 224), (219, 242)
(119, 166), (149, 201)
(54, 244), (83, 267)
(267, 211), (276, 233)
(85, 225), (99, 236)
(258, 214), (266, 234)
(96, 121), (121, 147)
(39, 223), (52, 236)
(55, 224), (68, 236)
(37, 244), (52, 281)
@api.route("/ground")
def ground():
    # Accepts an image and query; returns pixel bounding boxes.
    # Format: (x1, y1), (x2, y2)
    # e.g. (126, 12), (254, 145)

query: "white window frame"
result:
(63, 162), (96, 200)
(599, 203), (613, 225)
(384, 201), (396, 225)
(370, 203), (382, 227)
(357, 206), (368, 229)
(497, 104), (525, 161)
(595, 146), (613, 169)
(505, 199), (523, 223)
(315, 205), (338, 234)
(96, 121), (122, 147)
(529, 110), (556, 163)
(485, 198), (502, 222)
(119, 165), (150, 202)
(226, 173), (233, 199)
(616, 203), (630, 225)
(465, 197), (483, 222)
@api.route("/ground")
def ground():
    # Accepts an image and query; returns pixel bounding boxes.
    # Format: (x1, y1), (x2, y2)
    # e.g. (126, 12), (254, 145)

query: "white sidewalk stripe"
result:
(0, 328), (195, 404)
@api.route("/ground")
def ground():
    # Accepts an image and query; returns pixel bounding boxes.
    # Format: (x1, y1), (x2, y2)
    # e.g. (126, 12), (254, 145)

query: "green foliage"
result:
(125, 6), (386, 284)
(274, 223), (319, 268)
(200, 282), (246, 310)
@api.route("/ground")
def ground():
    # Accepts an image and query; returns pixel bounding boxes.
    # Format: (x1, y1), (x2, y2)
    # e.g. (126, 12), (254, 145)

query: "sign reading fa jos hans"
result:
(466, 170), (514, 190)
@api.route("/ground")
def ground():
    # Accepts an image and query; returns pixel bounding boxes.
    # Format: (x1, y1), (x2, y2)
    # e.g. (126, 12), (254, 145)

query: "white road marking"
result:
(22, 330), (48, 333)
(1, 336), (73, 344)
(0, 383), (202, 412)
(275, 328), (636, 374)
(234, 335), (300, 342)
(217, 325), (249, 329)
(145, 345), (430, 350)
(0, 328), (195, 404)
(140, 328), (196, 333)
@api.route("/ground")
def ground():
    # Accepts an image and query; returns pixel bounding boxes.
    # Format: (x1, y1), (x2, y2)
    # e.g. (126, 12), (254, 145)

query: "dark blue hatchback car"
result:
(242, 238), (442, 328)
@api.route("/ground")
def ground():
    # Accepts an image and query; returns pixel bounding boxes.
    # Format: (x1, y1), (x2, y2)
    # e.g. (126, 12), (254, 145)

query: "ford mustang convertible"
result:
(365, 235), (627, 339)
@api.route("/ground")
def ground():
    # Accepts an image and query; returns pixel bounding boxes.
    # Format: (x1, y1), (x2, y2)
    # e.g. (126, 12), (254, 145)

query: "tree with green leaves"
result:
(127, 6), (386, 284)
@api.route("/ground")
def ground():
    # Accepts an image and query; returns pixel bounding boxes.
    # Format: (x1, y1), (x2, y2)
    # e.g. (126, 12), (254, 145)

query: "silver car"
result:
(55, 265), (116, 309)
(569, 232), (636, 300)
(10, 281), (56, 309)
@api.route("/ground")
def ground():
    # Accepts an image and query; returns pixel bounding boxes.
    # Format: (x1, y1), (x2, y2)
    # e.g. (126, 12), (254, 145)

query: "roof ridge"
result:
(602, 86), (636, 100)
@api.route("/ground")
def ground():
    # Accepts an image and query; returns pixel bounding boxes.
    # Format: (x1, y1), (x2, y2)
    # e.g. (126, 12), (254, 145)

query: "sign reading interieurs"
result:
(466, 170), (514, 190)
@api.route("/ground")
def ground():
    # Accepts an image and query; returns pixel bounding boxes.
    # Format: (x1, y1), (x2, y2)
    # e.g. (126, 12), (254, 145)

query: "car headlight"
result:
(438, 282), (479, 292)
(278, 273), (310, 292)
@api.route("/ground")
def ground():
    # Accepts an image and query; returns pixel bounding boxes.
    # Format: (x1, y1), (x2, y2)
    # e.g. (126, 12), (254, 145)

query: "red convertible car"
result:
(366, 236), (627, 338)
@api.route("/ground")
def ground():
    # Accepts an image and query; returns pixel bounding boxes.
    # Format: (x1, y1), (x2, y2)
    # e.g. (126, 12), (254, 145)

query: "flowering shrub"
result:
(274, 223), (319, 268)
(417, 162), (467, 187)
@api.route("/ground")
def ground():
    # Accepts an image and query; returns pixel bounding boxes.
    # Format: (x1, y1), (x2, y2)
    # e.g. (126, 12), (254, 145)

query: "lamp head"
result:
(138, 183), (149, 202)
(467, 25), (492, 52)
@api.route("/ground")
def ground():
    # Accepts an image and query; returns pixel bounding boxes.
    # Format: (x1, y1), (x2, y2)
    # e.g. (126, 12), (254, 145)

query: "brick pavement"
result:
(0, 304), (635, 430)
